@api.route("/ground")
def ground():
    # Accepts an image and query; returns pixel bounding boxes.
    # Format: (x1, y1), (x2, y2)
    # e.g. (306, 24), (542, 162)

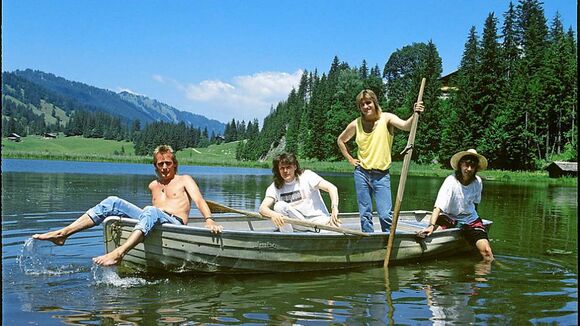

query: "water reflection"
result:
(1, 160), (577, 325)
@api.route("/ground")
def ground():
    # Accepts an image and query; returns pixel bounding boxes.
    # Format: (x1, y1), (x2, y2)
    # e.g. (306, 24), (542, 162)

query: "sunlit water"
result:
(2, 159), (577, 325)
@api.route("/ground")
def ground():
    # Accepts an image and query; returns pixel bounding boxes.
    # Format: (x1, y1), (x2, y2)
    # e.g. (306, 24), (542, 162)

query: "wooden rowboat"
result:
(102, 212), (492, 274)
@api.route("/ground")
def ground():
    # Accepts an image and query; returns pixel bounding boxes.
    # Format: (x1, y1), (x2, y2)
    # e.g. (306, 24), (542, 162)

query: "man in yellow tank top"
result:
(337, 89), (423, 233)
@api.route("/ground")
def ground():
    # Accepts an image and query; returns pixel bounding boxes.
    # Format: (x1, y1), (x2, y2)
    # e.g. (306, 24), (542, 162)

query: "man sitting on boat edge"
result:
(32, 144), (223, 266)
(416, 149), (494, 263)
(259, 152), (341, 232)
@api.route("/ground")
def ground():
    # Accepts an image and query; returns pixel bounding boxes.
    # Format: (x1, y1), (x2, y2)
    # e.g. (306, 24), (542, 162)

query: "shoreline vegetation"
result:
(2, 135), (576, 186)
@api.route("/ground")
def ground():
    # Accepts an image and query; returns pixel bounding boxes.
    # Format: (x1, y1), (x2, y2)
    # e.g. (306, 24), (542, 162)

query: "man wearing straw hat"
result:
(417, 149), (494, 262)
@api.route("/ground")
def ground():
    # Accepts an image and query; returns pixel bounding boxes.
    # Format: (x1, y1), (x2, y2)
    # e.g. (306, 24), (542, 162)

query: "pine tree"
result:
(414, 40), (443, 164)
(440, 26), (480, 164)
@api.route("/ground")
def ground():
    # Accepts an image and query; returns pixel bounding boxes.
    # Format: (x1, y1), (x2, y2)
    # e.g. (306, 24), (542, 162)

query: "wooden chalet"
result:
(546, 161), (578, 178)
(7, 133), (21, 142)
(439, 71), (459, 100)
(215, 135), (226, 144)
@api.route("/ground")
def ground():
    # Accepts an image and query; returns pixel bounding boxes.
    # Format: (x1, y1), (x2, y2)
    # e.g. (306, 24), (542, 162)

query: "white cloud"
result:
(154, 70), (303, 123)
(152, 74), (166, 84)
(185, 80), (236, 102)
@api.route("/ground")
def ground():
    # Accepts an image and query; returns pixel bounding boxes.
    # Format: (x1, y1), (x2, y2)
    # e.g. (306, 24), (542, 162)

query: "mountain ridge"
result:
(2, 69), (225, 135)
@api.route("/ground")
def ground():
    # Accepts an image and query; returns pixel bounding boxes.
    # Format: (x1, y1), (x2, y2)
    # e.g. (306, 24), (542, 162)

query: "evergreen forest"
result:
(237, 0), (577, 171)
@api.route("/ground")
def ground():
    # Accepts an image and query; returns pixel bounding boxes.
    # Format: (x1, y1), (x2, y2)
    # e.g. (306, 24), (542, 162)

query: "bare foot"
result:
(92, 251), (123, 266)
(32, 230), (67, 246)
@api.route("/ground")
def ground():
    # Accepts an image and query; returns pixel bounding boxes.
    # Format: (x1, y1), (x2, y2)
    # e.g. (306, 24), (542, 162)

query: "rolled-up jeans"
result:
(86, 196), (183, 236)
(273, 201), (331, 232)
(354, 166), (393, 233)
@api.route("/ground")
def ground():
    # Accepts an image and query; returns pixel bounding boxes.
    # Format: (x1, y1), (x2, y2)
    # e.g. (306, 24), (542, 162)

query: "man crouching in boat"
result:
(417, 149), (494, 262)
(259, 152), (341, 232)
(33, 144), (223, 266)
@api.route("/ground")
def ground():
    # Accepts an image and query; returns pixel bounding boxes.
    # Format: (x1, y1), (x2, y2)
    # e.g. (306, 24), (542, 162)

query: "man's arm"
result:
(183, 175), (223, 233)
(317, 179), (341, 226)
(337, 121), (359, 167)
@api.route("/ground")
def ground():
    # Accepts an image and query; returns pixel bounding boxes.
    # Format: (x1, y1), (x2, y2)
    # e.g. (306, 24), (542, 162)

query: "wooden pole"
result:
(205, 200), (369, 237)
(384, 78), (426, 267)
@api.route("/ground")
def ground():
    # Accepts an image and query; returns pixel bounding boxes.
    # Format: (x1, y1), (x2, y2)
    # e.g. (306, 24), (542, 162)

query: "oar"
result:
(205, 200), (369, 237)
(384, 77), (426, 267)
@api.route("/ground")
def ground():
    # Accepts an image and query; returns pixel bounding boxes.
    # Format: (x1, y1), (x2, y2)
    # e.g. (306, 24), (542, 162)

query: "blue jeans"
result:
(86, 196), (183, 236)
(354, 166), (393, 233)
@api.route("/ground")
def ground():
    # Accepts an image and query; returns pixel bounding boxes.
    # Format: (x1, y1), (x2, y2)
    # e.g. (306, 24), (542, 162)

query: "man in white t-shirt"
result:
(259, 152), (341, 232)
(417, 149), (494, 262)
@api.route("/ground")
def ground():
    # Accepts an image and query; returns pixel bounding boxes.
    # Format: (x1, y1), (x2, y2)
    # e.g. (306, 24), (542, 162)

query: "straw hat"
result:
(450, 149), (488, 171)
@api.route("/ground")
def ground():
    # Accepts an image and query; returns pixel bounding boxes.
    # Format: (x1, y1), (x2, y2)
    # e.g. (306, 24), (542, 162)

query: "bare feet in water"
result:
(93, 251), (123, 266)
(32, 230), (67, 246)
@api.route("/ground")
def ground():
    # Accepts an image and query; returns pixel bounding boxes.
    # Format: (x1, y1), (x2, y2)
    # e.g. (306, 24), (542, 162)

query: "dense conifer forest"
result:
(237, 0), (577, 171)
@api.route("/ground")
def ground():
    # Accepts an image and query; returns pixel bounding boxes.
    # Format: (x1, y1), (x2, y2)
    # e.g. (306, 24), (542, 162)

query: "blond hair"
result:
(356, 89), (382, 120)
(153, 145), (178, 173)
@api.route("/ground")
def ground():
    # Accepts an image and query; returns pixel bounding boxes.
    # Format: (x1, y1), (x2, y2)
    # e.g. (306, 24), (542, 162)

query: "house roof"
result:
(547, 161), (578, 172)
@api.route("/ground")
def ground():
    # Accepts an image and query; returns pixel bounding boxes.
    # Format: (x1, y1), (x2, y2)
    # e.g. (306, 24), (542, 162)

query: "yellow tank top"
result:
(355, 114), (393, 171)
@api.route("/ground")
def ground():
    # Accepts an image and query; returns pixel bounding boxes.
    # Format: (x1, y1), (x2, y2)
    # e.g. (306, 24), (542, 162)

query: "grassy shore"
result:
(2, 135), (576, 185)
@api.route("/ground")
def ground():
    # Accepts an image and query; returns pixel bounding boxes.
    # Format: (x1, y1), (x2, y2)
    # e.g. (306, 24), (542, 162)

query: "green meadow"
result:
(1, 135), (576, 185)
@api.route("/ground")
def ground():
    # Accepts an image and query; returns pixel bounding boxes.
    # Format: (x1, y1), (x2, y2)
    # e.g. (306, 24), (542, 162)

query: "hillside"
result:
(1, 135), (262, 167)
(2, 69), (225, 135)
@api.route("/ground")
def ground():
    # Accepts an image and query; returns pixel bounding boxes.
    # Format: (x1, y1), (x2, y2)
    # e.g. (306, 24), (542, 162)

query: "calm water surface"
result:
(2, 159), (577, 325)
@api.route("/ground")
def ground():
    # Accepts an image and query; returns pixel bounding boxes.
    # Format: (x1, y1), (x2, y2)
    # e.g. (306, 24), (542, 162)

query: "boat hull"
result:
(103, 212), (492, 274)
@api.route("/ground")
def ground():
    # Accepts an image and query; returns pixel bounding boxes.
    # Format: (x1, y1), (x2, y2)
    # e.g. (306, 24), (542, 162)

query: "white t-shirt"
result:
(434, 174), (482, 225)
(265, 169), (329, 218)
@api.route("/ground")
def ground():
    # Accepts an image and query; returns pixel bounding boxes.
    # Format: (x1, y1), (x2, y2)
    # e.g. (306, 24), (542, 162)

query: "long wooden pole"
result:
(205, 200), (369, 237)
(384, 78), (426, 267)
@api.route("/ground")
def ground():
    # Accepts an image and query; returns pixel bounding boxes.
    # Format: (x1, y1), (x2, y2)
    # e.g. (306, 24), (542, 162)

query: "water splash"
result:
(17, 238), (83, 275)
(91, 264), (157, 287)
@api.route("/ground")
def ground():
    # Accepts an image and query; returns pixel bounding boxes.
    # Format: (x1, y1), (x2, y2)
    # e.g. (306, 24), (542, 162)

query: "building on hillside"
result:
(546, 161), (578, 178)
(439, 71), (459, 100)
(215, 135), (225, 144)
(43, 132), (58, 139)
(7, 133), (21, 142)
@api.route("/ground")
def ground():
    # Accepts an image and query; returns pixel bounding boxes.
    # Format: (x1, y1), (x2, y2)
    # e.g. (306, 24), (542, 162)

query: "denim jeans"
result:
(354, 166), (393, 232)
(86, 196), (183, 236)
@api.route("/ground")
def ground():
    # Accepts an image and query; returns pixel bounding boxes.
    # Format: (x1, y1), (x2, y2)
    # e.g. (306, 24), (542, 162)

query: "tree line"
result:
(2, 97), (61, 137)
(236, 0), (577, 171)
(2, 96), (223, 155)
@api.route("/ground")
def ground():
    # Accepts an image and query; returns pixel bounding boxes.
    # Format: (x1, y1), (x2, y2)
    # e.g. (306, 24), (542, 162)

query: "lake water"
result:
(2, 159), (577, 325)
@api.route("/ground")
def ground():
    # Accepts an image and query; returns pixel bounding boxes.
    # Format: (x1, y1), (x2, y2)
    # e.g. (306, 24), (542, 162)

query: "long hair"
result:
(153, 144), (178, 174)
(355, 89), (382, 120)
(272, 152), (303, 189)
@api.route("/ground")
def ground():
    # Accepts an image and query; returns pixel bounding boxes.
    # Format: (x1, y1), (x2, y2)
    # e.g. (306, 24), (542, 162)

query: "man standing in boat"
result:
(33, 144), (223, 266)
(417, 149), (494, 262)
(259, 152), (341, 232)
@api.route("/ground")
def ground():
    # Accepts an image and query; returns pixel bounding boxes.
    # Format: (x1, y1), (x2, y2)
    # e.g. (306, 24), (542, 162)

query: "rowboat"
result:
(102, 211), (492, 274)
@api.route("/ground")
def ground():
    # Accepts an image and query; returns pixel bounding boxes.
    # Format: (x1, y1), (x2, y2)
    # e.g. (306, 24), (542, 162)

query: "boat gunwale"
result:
(102, 214), (492, 239)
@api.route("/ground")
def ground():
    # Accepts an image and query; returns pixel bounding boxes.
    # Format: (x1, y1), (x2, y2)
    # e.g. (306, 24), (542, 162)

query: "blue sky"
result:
(3, 0), (577, 124)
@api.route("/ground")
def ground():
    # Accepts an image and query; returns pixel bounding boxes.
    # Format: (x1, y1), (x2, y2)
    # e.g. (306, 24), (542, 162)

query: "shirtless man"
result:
(32, 145), (223, 266)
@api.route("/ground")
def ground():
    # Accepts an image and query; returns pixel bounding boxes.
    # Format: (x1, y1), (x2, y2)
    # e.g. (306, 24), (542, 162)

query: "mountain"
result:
(2, 69), (225, 135)
(116, 91), (224, 135)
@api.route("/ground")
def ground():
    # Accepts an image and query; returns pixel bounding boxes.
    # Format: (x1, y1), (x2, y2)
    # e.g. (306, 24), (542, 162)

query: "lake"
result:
(2, 159), (577, 325)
